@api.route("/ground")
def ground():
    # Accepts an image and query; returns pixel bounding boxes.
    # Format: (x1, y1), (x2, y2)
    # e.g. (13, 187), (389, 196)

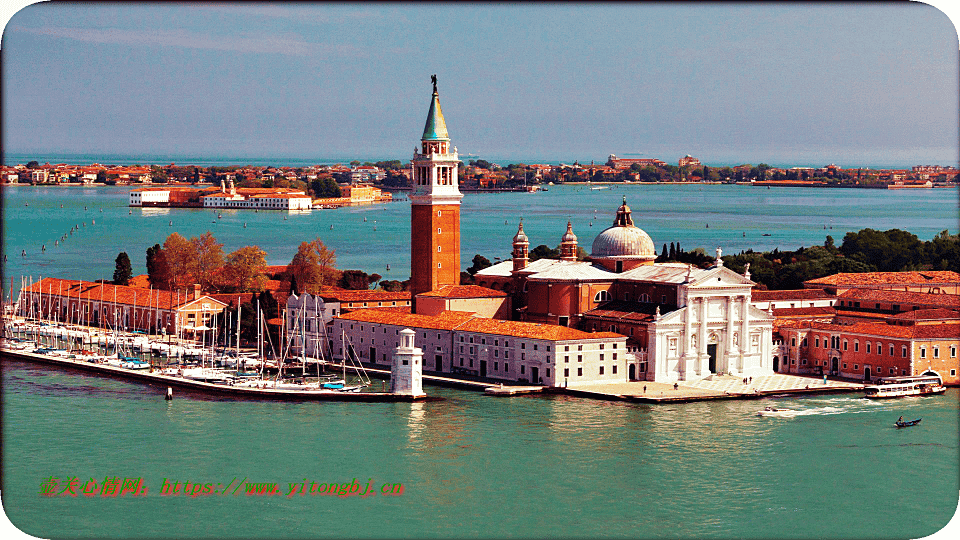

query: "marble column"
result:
(698, 297), (709, 376)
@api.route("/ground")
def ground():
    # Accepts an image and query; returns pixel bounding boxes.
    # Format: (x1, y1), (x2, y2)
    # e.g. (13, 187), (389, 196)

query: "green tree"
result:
(311, 177), (342, 198)
(339, 270), (374, 290)
(379, 280), (406, 292)
(113, 252), (132, 286)
(146, 243), (170, 289)
(529, 244), (560, 261)
(467, 254), (492, 275)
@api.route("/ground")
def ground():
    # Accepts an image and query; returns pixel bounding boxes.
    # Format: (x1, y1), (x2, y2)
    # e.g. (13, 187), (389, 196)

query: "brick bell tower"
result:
(410, 75), (463, 311)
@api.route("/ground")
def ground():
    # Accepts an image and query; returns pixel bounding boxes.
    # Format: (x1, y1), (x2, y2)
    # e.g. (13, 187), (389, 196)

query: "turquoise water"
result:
(2, 184), (959, 538)
(1, 358), (957, 538)
(2, 184), (957, 299)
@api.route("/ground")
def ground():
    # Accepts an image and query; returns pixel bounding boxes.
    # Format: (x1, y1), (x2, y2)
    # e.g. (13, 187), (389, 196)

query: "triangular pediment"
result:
(687, 265), (755, 289)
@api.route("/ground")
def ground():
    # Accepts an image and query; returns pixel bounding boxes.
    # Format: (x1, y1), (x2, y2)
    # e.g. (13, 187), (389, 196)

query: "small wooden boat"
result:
(895, 418), (921, 428)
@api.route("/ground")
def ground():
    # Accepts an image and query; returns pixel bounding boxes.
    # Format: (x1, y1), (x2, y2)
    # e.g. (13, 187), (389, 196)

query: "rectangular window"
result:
(866, 343), (871, 354)
(889, 345), (894, 356)
(854, 341), (859, 352)
(577, 355), (582, 362)
(520, 365), (525, 374)
(599, 366), (605, 375)
(564, 368), (569, 377)
(952, 347), (957, 358)
(577, 367), (583, 377)
(843, 340), (848, 351)
(934, 347), (939, 358)
(920, 347), (926, 359)
(902, 346), (908, 358)
(815, 337), (820, 348)
(612, 365), (617, 374)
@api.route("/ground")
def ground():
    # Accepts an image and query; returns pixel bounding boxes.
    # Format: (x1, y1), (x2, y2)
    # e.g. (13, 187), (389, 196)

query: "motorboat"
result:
(895, 418), (921, 428)
(756, 406), (796, 417)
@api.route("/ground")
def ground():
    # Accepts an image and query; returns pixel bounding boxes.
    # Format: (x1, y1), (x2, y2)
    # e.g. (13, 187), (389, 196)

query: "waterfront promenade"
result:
(565, 374), (864, 403)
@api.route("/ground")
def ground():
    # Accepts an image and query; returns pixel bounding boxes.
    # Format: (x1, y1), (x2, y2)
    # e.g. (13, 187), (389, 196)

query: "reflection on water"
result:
(2, 360), (957, 539)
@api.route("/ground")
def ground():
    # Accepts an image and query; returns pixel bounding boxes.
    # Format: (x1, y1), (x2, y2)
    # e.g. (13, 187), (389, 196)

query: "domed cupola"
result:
(590, 196), (656, 272)
(560, 221), (578, 261)
(512, 220), (530, 272)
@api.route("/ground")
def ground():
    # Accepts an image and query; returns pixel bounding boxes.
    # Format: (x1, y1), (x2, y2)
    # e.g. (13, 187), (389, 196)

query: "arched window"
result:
(594, 290), (610, 302)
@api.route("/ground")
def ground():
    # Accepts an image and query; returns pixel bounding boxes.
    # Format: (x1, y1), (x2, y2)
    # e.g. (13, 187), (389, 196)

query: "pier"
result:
(1, 348), (432, 402)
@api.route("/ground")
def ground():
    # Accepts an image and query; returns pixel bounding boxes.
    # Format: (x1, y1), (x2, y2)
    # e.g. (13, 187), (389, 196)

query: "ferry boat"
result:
(864, 375), (946, 399)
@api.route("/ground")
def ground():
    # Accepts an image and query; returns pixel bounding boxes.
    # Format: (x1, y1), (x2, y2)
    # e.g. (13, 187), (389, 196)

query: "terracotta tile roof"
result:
(582, 300), (666, 322)
(24, 277), (205, 310)
(770, 306), (836, 318)
(887, 309), (960, 321)
(418, 285), (507, 298)
(338, 309), (473, 330)
(337, 309), (625, 342)
(838, 288), (960, 308)
(752, 289), (834, 301)
(458, 318), (625, 341)
(319, 290), (411, 303)
(264, 265), (289, 276)
(776, 318), (960, 340)
(805, 271), (960, 287)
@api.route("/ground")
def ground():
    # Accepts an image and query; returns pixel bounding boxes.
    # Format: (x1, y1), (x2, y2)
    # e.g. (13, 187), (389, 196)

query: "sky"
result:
(1, 2), (958, 168)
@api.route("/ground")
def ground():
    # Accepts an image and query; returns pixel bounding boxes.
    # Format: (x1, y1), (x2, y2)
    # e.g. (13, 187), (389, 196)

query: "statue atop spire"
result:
(431, 74), (438, 94)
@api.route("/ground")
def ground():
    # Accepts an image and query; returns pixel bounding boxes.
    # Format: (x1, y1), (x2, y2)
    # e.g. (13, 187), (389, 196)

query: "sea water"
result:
(2, 183), (959, 538)
(1, 359), (957, 539)
(2, 184), (957, 296)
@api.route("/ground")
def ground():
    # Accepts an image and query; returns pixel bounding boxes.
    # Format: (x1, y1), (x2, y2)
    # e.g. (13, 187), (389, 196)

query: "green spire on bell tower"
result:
(422, 74), (450, 141)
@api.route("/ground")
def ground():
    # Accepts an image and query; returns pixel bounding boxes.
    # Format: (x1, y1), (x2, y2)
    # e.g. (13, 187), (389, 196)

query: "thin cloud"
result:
(200, 3), (386, 24)
(10, 25), (359, 57)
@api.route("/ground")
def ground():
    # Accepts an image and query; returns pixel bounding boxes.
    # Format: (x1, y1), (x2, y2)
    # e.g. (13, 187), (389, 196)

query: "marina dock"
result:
(1, 348), (432, 402)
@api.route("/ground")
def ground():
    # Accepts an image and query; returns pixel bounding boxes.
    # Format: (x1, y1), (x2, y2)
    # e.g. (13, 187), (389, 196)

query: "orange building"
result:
(803, 271), (960, 295)
(18, 278), (227, 337)
(409, 78), (463, 308)
(777, 310), (959, 385)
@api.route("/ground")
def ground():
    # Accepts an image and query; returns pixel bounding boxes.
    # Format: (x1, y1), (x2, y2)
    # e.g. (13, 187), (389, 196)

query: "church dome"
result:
(513, 221), (529, 244)
(590, 197), (656, 260)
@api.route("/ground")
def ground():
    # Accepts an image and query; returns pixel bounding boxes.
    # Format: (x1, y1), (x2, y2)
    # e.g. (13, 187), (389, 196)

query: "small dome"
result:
(513, 221), (529, 244)
(561, 221), (577, 243)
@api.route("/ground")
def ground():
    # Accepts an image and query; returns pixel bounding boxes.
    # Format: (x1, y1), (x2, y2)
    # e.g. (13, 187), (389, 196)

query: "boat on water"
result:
(756, 406), (796, 417)
(895, 418), (921, 428)
(864, 374), (946, 399)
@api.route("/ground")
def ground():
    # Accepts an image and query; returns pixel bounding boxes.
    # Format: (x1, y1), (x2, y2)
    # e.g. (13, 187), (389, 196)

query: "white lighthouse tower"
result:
(391, 328), (425, 397)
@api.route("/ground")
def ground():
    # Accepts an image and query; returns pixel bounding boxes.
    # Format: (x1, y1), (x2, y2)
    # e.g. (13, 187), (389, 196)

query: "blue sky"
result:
(1, 2), (958, 167)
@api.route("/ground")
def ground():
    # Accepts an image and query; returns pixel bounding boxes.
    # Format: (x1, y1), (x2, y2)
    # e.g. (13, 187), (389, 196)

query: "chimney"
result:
(193, 284), (201, 301)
